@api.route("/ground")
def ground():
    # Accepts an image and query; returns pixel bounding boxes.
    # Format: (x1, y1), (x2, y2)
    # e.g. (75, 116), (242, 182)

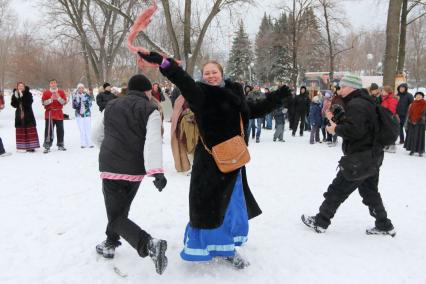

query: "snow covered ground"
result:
(0, 94), (425, 284)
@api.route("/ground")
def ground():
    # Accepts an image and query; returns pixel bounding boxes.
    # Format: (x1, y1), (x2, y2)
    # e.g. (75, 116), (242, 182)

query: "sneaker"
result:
(58, 146), (67, 151)
(0, 152), (12, 157)
(147, 238), (168, 275)
(366, 227), (396, 237)
(96, 240), (121, 258)
(301, 214), (326, 233)
(43, 148), (50, 154)
(255, 138), (260, 143)
(225, 251), (250, 269)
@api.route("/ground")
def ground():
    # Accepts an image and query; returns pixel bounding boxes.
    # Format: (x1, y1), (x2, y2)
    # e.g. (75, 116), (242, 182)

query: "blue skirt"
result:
(180, 172), (249, 261)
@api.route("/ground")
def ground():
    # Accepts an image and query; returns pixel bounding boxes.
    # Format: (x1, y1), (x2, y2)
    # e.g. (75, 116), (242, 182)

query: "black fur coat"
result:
(161, 60), (290, 229)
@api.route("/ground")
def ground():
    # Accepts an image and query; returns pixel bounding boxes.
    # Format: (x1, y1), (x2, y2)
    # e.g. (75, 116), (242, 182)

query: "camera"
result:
(330, 104), (345, 124)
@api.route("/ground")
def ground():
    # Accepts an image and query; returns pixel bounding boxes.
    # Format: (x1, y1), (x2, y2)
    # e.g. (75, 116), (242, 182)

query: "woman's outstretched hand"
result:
(137, 51), (164, 65)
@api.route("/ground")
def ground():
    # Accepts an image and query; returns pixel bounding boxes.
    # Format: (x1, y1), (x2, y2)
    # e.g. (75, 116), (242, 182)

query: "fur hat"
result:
(128, 74), (152, 93)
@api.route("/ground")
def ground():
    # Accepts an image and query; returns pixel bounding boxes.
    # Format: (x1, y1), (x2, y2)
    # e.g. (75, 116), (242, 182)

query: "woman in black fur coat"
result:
(139, 51), (290, 268)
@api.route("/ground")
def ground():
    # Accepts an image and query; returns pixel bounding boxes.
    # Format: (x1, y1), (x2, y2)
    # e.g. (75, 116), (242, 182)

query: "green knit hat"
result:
(340, 73), (362, 89)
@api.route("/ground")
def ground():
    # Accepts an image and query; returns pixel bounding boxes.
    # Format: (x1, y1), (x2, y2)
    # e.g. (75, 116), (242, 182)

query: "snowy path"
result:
(0, 95), (425, 284)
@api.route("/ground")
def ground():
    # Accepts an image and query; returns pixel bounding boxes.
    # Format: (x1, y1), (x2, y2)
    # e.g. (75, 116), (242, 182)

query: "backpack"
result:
(374, 105), (399, 146)
(359, 95), (399, 147)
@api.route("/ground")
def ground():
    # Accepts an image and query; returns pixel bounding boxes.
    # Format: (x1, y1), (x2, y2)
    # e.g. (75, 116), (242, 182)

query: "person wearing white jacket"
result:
(95, 74), (168, 275)
(72, 83), (94, 148)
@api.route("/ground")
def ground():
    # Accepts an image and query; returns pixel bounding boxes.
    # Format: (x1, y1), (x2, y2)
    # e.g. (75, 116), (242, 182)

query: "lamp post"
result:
(248, 62), (254, 84)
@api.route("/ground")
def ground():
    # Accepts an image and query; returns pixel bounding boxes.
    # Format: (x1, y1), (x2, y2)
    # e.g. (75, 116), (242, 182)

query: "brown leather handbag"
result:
(200, 115), (251, 173)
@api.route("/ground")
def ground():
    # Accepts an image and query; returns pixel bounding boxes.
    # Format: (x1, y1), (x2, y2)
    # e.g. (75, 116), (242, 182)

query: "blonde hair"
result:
(201, 60), (224, 76)
(383, 85), (393, 94)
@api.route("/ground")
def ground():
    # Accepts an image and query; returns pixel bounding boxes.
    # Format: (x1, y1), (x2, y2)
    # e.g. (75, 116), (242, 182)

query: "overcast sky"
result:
(10, 0), (388, 42)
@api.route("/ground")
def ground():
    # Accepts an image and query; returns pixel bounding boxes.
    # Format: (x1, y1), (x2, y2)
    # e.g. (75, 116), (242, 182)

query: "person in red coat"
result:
(42, 79), (67, 153)
(381, 86), (399, 153)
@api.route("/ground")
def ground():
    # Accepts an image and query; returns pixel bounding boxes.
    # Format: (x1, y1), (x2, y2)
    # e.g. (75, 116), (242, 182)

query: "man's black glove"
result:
(153, 173), (167, 192)
(137, 51), (163, 65)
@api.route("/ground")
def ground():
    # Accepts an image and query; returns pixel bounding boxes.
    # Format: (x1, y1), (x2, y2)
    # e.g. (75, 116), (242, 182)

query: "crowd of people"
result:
(0, 60), (426, 275)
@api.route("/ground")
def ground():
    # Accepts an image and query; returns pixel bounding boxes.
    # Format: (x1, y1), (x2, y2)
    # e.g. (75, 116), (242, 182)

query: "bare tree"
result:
(0, 0), (13, 91)
(316, 0), (355, 83)
(397, 0), (426, 74)
(97, 0), (254, 76)
(41, 0), (146, 86)
(383, 0), (403, 88)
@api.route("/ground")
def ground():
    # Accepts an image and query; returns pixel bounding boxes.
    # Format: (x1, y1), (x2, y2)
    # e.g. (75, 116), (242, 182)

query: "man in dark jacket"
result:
(302, 74), (395, 237)
(396, 83), (414, 144)
(95, 74), (168, 275)
(292, 86), (310, 136)
(96, 83), (117, 112)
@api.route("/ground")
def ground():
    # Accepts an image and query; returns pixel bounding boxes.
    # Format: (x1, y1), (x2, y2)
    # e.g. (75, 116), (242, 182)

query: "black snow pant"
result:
(102, 179), (151, 257)
(292, 111), (306, 135)
(43, 119), (64, 149)
(315, 152), (393, 231)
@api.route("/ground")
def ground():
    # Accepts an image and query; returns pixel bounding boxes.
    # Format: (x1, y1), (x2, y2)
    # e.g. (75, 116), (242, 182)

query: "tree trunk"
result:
(323, 2), (334, 83)
(397, 0), (408, 75)
(183, 0), (192, 63)
(383, 0), (403, 88)
(291, 0), (298, 87)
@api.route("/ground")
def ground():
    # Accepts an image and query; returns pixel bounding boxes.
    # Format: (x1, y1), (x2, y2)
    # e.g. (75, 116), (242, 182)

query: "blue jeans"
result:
(247, 119), (262, 138)
(265, 113), (273, 129)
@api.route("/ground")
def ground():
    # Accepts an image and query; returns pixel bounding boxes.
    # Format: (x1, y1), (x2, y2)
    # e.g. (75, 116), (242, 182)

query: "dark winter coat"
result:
(99, 91), (157, 175)
(309, 102), (322, 126)
(335, 89), (382, 155)
(96, 91), (117, 112)
(272, 107), (285, 124)
(396, 83), (414, 117)
(295, 87), (310, 113)
(11, 86), (37, 128)
(160, 59), (290, 229)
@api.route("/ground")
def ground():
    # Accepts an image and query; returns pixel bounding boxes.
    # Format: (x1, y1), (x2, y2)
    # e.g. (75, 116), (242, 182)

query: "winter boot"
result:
(255, 137), (260, 143)
(301, 214), (326, 233)
(96, 240), (121, 258)
(225, 251), (250, 269)
(366, 227), (396, 237)
(43, 148), (50, 154)
(147, 238), (168, 275)
(58, 146), (67, 151)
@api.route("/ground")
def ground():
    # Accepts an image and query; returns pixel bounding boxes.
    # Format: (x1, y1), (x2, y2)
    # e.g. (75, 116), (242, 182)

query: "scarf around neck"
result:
(409, 99), (426, 123)
(200, 78), (225, 88)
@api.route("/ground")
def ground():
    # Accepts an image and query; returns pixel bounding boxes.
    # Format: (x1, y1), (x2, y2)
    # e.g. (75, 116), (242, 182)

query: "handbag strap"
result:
(200, 114), (245, 155)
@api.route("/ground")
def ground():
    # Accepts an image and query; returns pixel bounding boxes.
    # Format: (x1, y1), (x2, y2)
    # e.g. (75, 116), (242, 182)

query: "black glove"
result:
(153, 173), (167, 192)
(137, 51), (163, 65)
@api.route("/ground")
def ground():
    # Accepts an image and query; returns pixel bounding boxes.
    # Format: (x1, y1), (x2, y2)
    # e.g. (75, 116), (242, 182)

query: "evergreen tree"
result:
(255, 13), (274, 84)
(227, 20), (254, 82)
(270, 13), (293, 84)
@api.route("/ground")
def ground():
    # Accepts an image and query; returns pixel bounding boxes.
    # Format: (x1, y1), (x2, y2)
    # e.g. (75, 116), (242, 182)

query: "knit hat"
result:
(370, 83), (379, 91)
(103, 83), (111, 89)
(128, 74), (152, 93)
(340, 74), (362, 89)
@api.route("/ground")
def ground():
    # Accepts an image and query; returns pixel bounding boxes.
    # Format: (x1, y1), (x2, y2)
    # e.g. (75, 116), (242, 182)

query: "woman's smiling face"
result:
(202, 63), (223, 86)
